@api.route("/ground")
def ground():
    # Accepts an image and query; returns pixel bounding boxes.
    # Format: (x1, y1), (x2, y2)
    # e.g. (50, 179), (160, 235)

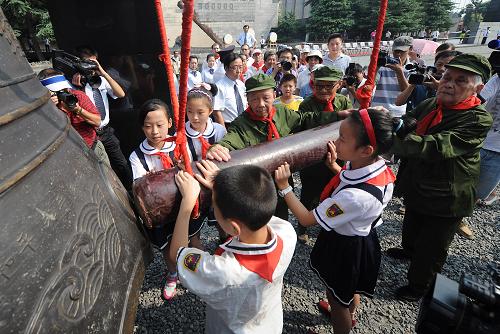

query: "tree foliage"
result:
(301, 0), (456, 41)
(482, 0), (500, 22)
(307, 0), (354, 40)
(1, 0), (54, 59)
(275, 11), (306, 41)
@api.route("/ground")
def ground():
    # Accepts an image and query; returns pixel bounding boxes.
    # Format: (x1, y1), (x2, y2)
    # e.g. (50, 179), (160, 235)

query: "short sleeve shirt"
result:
(213, 76), (247, 123)
(83, 76), (118, 128)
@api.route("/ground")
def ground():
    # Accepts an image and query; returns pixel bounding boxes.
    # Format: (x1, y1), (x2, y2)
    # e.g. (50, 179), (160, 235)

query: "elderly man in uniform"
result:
(208, 74), (351, 220)
(387, 54), (493, 301)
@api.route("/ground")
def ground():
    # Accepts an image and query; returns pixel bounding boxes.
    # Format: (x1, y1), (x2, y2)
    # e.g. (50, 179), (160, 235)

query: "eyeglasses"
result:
(229, 65), (244, 70)
(314, 83), (336, 90)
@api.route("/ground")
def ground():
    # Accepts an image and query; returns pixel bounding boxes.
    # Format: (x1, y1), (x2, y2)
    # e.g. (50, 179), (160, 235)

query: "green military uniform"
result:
(297, 67), (352, 222)
(216, 74), (341, 220)
(391, 54), (493, 294)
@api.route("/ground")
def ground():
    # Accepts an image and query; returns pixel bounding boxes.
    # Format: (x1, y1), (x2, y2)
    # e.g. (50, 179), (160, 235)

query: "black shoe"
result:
(386, 247), (411, 260)
(395, 285), (424, 302)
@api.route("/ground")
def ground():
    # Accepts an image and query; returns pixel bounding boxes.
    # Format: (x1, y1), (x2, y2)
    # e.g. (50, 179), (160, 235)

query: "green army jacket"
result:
(217, 104), (340, 150)
(393, 97), (493, 218)
(298, 94), (353, 129)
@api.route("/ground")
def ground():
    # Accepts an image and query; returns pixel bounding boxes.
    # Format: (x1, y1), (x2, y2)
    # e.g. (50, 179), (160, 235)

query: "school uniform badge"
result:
(326, 203), (344, 218)
(184, 253), (201, 272)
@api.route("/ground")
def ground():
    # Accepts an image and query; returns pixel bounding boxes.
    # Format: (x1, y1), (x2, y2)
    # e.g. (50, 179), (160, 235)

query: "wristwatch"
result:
(278, 185), (293, 198)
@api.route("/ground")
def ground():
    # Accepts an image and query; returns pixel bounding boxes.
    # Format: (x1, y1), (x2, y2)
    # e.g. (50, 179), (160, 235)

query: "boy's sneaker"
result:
(163, 276), (177, 300)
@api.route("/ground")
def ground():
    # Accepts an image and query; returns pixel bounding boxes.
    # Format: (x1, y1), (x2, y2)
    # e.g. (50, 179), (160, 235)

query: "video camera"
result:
(56, 91), (78, 109)
(406, 63), (439, 85)
(52, 50), (102, 88)
(416, 262), (500, 334)
(377, 50), (400, 67)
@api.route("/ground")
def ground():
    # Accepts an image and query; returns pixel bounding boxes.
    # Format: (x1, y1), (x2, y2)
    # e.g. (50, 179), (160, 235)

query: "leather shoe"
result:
(395, 285), (424, 302)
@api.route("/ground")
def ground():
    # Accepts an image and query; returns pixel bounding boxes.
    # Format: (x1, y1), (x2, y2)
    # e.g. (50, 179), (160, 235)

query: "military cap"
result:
(245, 74), (276, 92)
(393, 36), (413, 51)
(313, 66), (343, 81)
(445, 53), (492, 83)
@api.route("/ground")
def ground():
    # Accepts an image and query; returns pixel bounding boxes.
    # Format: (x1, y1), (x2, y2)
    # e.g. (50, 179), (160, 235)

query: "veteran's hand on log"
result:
(175, 171), (200, 208)
(337, 108), (355, 119)
(194, 160), (220, 190)
(274, 162), (291, 190)
(206, 144), (231, 162)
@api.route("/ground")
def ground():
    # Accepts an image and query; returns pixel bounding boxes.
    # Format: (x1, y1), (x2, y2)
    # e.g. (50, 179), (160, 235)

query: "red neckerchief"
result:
(147, 136), (177, 170)
(239, 68), (247, 82)
(262, 65), (269, 73)
(198, 136), (210, 159)
(319, 164), (396, 201)
(416, 96), (482, 135)
(215, 54), (220, 60)
(245, 106), (280, 141)
(214, 236), (284, 282)
(252, 60), (264, 70)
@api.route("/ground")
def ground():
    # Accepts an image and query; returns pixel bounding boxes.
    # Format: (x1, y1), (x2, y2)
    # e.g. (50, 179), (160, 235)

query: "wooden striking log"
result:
(133, 121), (341, 228)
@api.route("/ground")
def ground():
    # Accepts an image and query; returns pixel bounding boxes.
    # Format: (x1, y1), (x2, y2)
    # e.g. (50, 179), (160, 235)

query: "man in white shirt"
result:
(240, 43), (254, 67)
(73, 46), (132, 190)
(323, 33), (351, 73)
(187, 55), (202, 90)
(237, 25), (256, 48)
(481, 27), (491, 45)
(213, 51), (247, 127)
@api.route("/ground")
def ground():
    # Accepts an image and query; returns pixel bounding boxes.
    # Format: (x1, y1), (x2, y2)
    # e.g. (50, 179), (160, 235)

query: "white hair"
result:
(472, 73), (483, 86)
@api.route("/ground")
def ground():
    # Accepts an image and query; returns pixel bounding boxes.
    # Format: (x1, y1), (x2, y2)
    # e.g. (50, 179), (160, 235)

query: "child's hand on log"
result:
(274, 162), (291, 190)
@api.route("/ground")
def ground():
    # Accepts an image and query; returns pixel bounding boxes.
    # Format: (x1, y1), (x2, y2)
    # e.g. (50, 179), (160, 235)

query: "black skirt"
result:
(146, 215), (206, 250)
(309, 228), (381, 307)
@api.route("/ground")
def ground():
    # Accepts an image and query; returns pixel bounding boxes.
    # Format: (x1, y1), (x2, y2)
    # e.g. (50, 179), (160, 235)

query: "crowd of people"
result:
(37, 24), (499, 333)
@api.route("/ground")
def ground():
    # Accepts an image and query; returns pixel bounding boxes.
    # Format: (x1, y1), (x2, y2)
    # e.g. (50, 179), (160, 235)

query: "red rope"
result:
(154, 0), (199, 218)
(154, 0), (180, 127)
(356, 0), (388, 109)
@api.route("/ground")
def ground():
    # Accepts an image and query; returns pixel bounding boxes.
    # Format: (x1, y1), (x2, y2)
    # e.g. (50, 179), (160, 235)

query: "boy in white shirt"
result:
(170, 161), (297, 334)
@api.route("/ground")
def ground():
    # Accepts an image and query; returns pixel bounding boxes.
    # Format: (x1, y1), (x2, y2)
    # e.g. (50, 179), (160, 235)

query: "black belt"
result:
(96, 125), (108, 135)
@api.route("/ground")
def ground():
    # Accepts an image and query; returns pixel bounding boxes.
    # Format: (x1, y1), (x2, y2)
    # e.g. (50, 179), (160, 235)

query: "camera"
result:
(56, 91), (78, 109)
(344, 63), (360, 87)
(52, 50), (102, 88)
(416, 262), (500, 334)
(280, 60), (293, 72)
(407, 64), (438, 85)
(377, 50), (400, 67)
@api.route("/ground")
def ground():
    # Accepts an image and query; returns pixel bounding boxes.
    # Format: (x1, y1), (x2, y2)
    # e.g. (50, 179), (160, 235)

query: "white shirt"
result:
(201, 67), (217, 84)
(83, 77), (118, 128)
(237, 31), (256, 47)
(188, 70), (202, 90)
(185, 119), (227, 160)
(322, 53), (351, 73)
(297, 67), (312, 94)
(177, 217), (297, 334)
(313, 159), (394, 236)
(481, 74), (500, 153)
(214, 75), (247, 123)
(129, 139), (176, 180)
(431, 30), (439, 39)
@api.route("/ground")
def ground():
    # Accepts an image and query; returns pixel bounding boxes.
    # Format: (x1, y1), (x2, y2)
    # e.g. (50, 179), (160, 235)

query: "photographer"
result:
(72, 46), (132, 190)
(387, 54), (493, 301)
(266, 48), (297, 94)
(340, 63), (366, 108)
(38, 69), (109, 165)
(372, 36), (413, 117)
(297, 50), (323, 98)
(395, 50), (462, 111)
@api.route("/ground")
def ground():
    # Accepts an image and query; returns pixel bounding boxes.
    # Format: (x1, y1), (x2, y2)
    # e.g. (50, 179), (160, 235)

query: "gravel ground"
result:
(134, 171), (499, 334)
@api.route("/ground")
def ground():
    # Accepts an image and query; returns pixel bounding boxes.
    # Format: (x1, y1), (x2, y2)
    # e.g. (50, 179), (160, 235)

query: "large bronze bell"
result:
(0, 9), (151, 333)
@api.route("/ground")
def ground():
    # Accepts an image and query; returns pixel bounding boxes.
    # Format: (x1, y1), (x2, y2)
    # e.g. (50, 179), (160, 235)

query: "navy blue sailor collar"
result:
(185, 119), (215, 139)
(339, 159), (387, 185)
(140, 137), (176, 155)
